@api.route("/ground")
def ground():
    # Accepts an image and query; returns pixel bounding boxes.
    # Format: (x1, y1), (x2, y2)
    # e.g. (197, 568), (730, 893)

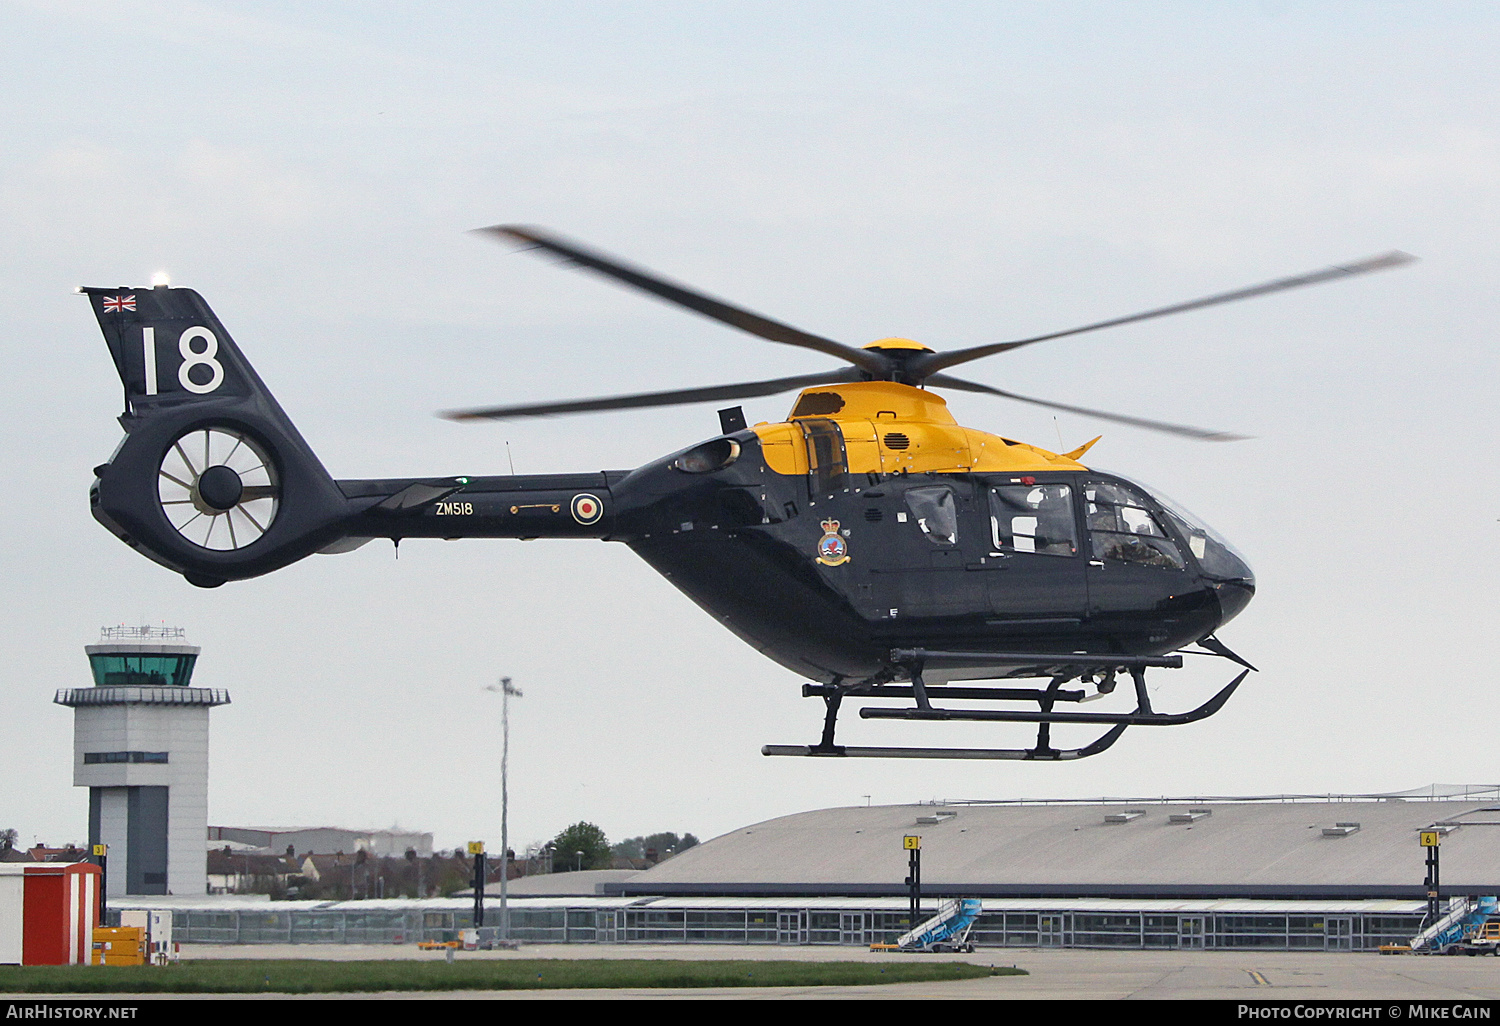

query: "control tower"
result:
(55, 626), (229, 897)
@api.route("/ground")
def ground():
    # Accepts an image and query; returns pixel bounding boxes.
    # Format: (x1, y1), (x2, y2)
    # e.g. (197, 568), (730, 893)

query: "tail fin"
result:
(83, 284), (350, 586)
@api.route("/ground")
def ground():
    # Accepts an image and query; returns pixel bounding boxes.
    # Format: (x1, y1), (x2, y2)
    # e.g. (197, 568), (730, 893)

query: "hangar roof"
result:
(612, 798), (1500, 899)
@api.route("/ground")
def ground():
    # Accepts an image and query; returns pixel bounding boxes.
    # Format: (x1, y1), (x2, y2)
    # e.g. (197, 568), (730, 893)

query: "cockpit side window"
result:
(904, 486), (958, 546)
(1085, 482), (1184, 570)
(989, 484), (1077, 556)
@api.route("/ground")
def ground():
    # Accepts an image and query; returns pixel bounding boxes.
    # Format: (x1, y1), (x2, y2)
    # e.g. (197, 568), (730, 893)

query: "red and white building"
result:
(0, 862), (101, 965)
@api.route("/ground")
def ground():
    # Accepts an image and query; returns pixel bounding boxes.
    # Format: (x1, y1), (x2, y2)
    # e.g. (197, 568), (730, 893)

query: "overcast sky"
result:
(2, 1), (1497, 857)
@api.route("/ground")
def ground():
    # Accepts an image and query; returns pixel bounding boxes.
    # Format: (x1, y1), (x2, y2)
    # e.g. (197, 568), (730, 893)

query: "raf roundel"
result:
(571, 493), (603, 525)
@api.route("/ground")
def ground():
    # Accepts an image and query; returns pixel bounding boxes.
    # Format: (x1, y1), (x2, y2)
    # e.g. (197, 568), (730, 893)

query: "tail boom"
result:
(335, 473), (618, 542)
(84, 284), (615, 587)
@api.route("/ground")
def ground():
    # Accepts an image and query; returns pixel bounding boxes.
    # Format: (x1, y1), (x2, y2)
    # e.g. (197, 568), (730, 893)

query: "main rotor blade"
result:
(441, 369), (861, 421)
(476, 225), (891, 376)
(913, 251), (1417, 377)
(926, 373), (1247, 441)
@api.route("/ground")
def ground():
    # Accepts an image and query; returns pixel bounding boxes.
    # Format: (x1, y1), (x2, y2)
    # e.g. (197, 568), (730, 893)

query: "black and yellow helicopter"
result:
(81, 230), (1412, 761)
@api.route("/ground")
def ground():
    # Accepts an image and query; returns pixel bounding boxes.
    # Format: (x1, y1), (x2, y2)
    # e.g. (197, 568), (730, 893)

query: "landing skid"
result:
(762, 640), (1253, 761)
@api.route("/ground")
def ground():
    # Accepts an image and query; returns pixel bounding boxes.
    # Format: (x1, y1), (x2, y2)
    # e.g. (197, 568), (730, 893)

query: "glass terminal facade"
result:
(138, 898), (1424, 951)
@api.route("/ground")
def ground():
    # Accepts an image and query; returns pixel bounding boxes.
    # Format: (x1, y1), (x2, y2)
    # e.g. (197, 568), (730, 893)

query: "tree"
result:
(611, 831), (700, 861)
(0, 829), (17, 853)
(610, 837), (643, 859)
(549, 822), (611, 872)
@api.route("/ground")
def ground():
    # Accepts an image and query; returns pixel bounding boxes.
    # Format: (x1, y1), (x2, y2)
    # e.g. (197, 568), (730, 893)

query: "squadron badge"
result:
(815, 518), (850, 566)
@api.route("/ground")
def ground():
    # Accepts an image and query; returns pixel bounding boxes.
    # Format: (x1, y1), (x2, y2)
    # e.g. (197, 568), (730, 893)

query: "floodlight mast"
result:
(484, 676), (523, 943)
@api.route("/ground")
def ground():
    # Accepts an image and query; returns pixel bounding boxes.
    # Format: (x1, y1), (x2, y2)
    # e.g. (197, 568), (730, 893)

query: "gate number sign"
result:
(903, 835), (921, 850)
(1420, 831), (1440, 847)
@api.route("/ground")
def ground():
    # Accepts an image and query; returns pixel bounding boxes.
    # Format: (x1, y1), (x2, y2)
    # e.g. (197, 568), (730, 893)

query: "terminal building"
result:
(109, 787), (1500, 951)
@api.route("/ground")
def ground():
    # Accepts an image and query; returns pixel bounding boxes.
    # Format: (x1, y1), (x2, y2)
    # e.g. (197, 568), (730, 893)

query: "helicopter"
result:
(81, 230), (1413, 761)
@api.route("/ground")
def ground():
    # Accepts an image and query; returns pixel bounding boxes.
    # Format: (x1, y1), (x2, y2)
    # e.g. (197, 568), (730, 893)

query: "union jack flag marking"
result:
(101, 294), (135, 313)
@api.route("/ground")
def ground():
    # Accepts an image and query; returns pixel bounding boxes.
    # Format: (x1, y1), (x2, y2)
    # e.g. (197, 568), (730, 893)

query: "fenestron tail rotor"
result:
(449, 227), (1416, 439)
(157, 427), (279, 551)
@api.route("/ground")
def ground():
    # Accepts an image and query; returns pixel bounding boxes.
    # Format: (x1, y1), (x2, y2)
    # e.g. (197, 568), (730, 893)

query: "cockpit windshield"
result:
(1085, 480), (1185, 569)
(1099, 472), (1254, 582)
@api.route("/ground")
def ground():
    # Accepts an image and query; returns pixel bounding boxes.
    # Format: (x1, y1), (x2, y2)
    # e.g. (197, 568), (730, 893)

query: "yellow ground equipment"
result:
(90, 926), (144, 966)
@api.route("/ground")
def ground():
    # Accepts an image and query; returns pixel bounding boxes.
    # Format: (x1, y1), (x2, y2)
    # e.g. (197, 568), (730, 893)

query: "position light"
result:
(151, 272), (171, 288)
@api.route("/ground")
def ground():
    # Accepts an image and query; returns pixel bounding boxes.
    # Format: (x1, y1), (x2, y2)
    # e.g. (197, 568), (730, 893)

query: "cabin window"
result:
(904, 486), (958, 545)
(989, 485), (1077, 556)
(1085, 482), (1184, 569)
(800, 418), (848, 498)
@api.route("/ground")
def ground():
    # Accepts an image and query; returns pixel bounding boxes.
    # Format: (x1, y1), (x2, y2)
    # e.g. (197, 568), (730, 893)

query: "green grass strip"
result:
(2, 958), (1021, 993)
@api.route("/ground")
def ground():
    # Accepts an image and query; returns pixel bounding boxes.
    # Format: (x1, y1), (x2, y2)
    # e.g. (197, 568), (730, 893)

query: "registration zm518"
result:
(435, 501), (474, 515)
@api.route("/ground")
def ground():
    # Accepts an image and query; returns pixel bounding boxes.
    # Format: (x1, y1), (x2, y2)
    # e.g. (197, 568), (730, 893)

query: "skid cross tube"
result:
(859, 670), (1249, 726)
(764, 642), (1253, 760)
(806, 692), (844, 755)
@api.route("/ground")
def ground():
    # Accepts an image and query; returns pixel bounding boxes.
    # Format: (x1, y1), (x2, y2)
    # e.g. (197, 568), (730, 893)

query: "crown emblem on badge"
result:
(815, 518), (850, 566)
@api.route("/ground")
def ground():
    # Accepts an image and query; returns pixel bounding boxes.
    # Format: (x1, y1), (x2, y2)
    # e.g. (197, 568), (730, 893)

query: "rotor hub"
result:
(861, 337), (933, 353)
(194, 464), (244, 513)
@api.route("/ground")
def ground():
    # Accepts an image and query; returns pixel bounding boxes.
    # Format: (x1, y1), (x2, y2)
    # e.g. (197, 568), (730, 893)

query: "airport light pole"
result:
(484, 676), (523, 943)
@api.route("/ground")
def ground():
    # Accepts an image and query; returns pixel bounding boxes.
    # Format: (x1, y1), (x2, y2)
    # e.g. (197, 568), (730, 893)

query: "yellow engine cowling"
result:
(753, 381), (1090, 476)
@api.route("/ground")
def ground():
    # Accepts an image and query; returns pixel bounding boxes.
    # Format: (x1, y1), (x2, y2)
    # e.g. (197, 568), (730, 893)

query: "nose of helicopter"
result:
(1213, 575), (1255, 626)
